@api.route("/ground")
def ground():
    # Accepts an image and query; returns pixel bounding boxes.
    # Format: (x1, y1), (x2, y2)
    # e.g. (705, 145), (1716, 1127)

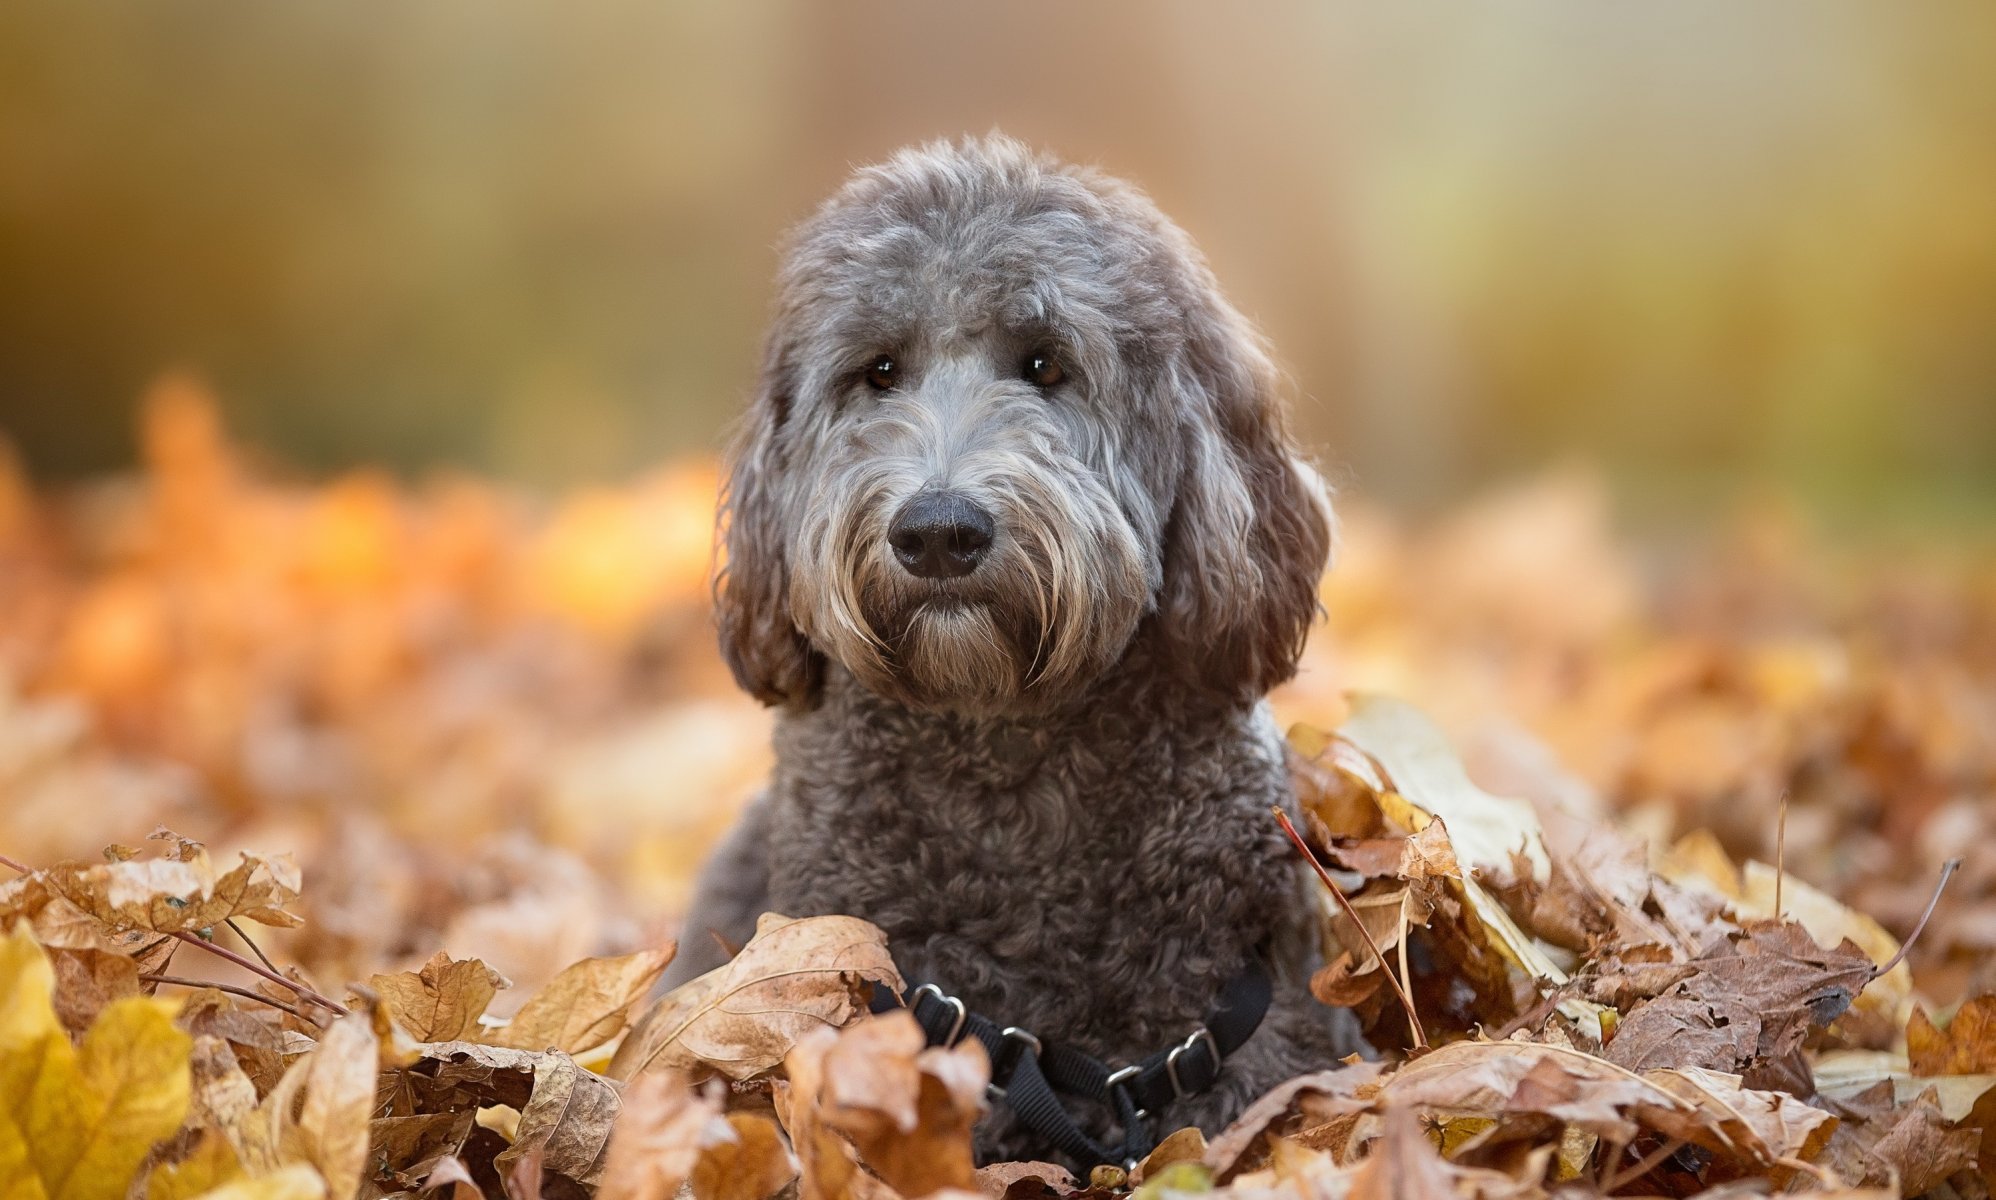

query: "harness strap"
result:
(872, 957), (1272, 1168)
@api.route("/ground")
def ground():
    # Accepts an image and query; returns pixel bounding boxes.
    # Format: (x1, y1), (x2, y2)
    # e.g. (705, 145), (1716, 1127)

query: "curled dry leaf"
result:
(972, 1161), (1080, 1198)
(776, 1012), (987, 1200)
(495, 1047), (623, 1186)
(368, 950), (509, 1043)
(1335, 692), (1550, 886)
(239, 1007), (378, 1196)
(490, 942), (674, 1056)
(609, 913), (901, 1084)
(1204, 1062), (1384, 1181)
(689, 1113), (798, 1200)
(6, 846), (304, 936)
(598, 1070), (726, 1198)
(816, 1012), (987, 1197)
(403, 1041), (624, 1189)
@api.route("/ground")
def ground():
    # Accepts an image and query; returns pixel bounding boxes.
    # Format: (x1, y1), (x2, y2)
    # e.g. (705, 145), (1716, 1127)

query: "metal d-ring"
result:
(987, 1026), (1043, 1102)
(1165, 1025), (1219, 1099)
(1103, 1062), (1147, 1122)
(910, 983), (968, 1048)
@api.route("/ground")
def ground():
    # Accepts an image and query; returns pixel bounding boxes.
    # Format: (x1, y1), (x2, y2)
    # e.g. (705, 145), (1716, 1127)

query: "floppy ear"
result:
(714, 340), (824, 708)
(1155, 287), (1334, 701)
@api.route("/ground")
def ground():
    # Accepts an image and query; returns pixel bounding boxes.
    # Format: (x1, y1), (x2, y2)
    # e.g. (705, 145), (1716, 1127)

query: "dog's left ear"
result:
(1155, 282), (1334, 701)
(714, 339), (825, 708)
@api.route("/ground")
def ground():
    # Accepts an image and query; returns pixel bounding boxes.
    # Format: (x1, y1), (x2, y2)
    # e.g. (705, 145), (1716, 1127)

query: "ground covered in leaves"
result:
(1, 383), (1993, 1199)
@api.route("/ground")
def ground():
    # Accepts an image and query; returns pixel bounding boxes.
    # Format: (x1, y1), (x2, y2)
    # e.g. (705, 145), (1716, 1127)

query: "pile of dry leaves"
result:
(1, 385), (1993, 1198)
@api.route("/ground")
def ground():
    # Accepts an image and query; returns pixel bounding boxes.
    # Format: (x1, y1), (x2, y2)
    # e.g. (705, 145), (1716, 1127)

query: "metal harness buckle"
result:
(1103, 1063), (1147, 1122)
(986, 1026), (1042, 1102)
(911, 983), (968, 1048)
(1165, 1026), (1219, 1100)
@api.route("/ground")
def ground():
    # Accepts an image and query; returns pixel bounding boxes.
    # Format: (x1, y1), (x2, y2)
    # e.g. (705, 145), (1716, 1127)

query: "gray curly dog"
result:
(668, 134), (1361, 1168)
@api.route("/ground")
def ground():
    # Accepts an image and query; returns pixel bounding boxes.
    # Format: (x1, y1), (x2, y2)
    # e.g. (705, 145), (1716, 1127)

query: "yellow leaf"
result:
(185, 1165), (328, 1200)
(0, 927), (193, 1200)
(147, 1133), (243, 1200)
(491, 944), (673, 1055)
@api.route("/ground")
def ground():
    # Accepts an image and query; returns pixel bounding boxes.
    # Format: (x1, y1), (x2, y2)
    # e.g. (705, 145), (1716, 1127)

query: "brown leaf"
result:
(816, 1011), (985, 1197)
(1204, 1062), (1384, 1180)
(597, 1071), (722, 1200)
(368, 1110), (476, 1185)
(1908, 995), (1996, 1076)
(490, 943), (673, 1055)
(37, 847), (304, 934)
(1348, 1104), (1455, 1200)
(972, 1161), (1078, 1198)
(1642, 1066), (1837, 1169)
(46, 944), (141, 1036)
(1132, 1126), (1207, 1182)
(236, 1007), (377, 1194)
(409, 1040), (625, 1189)
(609, 913), (901, 1084)
(688, 1113), (796, 1200)
(371, 950), (509, 1042)
(495, 1049), (623, 1187)
(1864, 1093), (1980, 1195)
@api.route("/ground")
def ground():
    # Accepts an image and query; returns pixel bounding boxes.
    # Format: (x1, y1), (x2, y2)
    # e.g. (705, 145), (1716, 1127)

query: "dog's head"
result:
(717, 135), (1333, 714)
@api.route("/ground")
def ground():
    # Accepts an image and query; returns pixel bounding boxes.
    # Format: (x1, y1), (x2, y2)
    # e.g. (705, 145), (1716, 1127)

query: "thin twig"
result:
(1273, 806), (1429, 1049)
(171, 930), (349, 1016)
(1774, 792), (1788, 921)
(1603, 1136), (1687, 1193)
(1488, 987), (1565, 1041)
(0, 851), (30, 874)
(1873, 858), (1961, 978)
(225, 918), (281, 976)
(140, 973), (311, 1022)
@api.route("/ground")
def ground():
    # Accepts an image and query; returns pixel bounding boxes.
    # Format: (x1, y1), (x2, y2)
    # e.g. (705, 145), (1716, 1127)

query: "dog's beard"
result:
(792, 473), (1149, 713)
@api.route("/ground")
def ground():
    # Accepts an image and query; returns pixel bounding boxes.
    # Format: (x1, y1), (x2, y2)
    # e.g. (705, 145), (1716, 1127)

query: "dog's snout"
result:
(888, 493), (995, 579)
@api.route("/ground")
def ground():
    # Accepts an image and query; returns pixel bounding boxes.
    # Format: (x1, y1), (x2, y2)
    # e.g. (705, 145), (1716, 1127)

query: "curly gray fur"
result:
(671, 134), (1358, 1168)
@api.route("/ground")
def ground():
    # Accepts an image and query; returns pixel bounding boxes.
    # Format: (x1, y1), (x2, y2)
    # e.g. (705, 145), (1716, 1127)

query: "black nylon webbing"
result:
(873, 957), (1272, 1168)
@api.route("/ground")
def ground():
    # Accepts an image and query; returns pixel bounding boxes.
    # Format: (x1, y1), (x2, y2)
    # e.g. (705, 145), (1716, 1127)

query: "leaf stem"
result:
(225, 917), (282, 976)
(1603, 1136), (1686, 1193)
(140, 973), (312, 1022)
(0, 851), (30, 874)
(1872, 857), (1960, 978)
(170, 930), (349, 1016)
(1273, 806), (1428, 1050)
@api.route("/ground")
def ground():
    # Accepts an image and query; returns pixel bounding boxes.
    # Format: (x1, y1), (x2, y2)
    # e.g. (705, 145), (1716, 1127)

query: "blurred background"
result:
(4, 1), (1994, 526)
(2, 4), (1993, 1008)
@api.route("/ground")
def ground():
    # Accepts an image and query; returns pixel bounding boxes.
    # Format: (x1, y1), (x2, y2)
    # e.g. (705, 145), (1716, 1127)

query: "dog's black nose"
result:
(888, 493), (995, 579)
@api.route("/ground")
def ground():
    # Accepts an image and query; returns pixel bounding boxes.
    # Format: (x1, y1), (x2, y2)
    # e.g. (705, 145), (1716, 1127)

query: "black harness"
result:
(873, 957), (1272, 1169)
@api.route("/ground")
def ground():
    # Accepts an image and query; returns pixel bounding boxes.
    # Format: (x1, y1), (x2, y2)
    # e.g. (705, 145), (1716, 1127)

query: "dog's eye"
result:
(864, 355), (898, 391)
(1023, 350), (1065, 389)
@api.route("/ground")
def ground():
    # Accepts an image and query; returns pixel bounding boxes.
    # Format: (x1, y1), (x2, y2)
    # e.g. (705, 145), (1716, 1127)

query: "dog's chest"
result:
(760, 685), (1301, 1048)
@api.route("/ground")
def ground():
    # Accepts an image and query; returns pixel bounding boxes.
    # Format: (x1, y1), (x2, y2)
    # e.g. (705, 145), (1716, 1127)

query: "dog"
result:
(668, 134), (1358, 1168)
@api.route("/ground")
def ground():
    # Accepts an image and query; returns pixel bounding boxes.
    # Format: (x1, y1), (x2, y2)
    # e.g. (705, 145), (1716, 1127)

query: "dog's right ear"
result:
(715, 341), (824, 708)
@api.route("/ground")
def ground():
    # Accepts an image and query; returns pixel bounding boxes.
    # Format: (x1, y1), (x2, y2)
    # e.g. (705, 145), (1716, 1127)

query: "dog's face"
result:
(718, 136), (1332, 715)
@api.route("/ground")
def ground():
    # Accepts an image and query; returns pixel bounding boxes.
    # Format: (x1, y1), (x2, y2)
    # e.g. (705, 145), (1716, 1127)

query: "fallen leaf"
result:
(490, 943), (673, 1055)
(0, 926), (193, 1200)
(1908, 995), (1996, 1076)
(494, 1048), (622, 1186)
(609, 913), (900, 1083)
(1336, 692), (1551, 886)
(688, 1113), (797, 1200)
(593, 1071), (721, 1200)
(369, 951), (508, 1043)
(1204, 1062), (1383, 1180)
